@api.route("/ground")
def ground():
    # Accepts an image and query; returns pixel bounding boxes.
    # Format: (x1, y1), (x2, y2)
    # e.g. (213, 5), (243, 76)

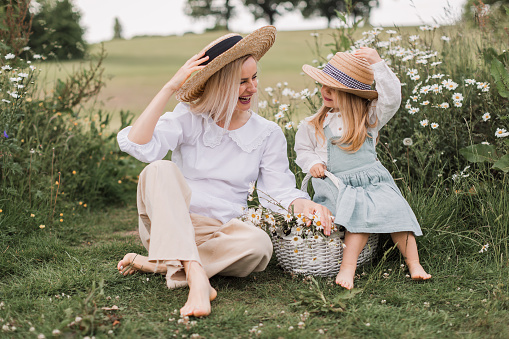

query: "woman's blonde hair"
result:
(309, 88), (376, 153)
(190, 55), (255, 130)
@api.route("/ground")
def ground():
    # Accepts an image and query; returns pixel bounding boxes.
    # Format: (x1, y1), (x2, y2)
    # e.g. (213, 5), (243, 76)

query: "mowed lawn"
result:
(40, 29), (338, 125)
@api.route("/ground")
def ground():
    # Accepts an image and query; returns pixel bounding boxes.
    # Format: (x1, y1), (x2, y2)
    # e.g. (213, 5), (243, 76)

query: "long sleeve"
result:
(117, 103), (199, 163)
(294, 119), (326, 173)
(369, 61), (402, 131)
(257, 128), (309, 213)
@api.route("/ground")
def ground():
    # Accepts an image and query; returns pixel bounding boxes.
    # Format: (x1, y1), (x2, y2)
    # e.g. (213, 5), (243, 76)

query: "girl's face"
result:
(321, 85), (338, 110)
(236, 56), (258, 113)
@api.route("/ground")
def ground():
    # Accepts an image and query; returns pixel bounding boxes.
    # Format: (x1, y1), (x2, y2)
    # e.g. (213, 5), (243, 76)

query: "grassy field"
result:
(2, 180), (508, 338)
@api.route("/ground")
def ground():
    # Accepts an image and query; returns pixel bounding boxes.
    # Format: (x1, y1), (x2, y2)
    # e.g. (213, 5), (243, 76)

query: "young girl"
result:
(295, 47), (431, 289)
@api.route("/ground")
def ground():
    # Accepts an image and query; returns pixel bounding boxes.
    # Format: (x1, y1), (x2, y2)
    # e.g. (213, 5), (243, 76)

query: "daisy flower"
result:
(439, 102), (449, 109)
(453, 101), (462, 107)
(275, 112), (284, 120)
(279, 104), (289, 111)
(452, 93), (463, 101)
(482, 112), (491, 121)
(431, 122), (439, 129)
(408, 107), (420, 115)
(465, 79), (476, 85)
(284, 122), (294, 130)
(420, 119), (429, 127)
(441, 36), (450, 42)
(495, 128), (509, 138)
(421, 100), (430, 106)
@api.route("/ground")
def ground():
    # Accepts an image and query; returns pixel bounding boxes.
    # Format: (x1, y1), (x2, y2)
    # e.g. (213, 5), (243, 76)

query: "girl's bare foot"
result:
(180, 261), (217, 317)
(117, 253), (167, 275)
(335, 263), (357, 290)
(407, 261), (432, 280)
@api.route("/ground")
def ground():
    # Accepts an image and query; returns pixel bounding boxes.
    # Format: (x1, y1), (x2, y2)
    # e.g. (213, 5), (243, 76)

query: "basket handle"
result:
(300, 170), (341, 192)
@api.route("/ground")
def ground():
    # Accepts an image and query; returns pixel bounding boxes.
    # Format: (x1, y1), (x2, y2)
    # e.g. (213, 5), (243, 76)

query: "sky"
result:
(73, 0), (467, 44)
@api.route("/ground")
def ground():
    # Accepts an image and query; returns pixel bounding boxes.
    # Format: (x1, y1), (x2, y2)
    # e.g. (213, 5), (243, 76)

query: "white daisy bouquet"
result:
(240, 182), (345, 249)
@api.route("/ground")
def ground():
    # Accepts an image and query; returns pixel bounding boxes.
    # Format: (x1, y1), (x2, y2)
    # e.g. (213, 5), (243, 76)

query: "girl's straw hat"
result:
(302, 52), (378, 100)
(176, 26), (276, 102)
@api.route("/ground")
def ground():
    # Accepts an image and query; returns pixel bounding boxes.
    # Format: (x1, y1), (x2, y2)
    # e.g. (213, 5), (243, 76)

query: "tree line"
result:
(185, 0), (378, 30)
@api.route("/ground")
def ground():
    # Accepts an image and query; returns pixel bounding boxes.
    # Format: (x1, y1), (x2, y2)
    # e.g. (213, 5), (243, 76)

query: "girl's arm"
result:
(127, 52), (208, 144)
(354, 47), (402, 130)
(294, 121), (325, 173)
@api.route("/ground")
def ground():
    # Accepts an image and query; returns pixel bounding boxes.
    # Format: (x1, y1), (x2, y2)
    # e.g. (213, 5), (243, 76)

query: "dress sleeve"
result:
(117, 103), (199, 163)
(294, 120), (325, 173)
(368, 61), (402, 131)
(257, 128), (309, 213)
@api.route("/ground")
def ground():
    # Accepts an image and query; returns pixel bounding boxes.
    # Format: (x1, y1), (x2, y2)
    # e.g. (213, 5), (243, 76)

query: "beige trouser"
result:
(137, 160), (273, 289)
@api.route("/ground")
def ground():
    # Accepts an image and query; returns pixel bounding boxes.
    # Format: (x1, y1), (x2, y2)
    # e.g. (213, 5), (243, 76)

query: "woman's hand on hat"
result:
(353, 47), (382, 65)
(166, 52), (209, 92)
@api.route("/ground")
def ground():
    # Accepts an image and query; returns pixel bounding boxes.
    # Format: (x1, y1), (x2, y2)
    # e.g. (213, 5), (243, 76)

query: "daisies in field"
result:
(495, 128), (509, 138)
(482, 112), (491, 121)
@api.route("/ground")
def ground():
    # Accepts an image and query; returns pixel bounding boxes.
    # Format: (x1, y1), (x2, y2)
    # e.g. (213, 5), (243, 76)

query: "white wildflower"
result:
(420, 119), (429, 127)
(431, 122), (439, 129)
(495, 128), (509, 138)
(4, 53), (15, 59)
(386, 30), (397, 34)
(439, 102), (449, 109)
(465, 79), (476, 85)
(421, 100), (430, 106)
(479, 243), (489, 253)
(33, 54), (42, 59)
(482, 112), (491, 121)
(275, 111), (284, 121)
(409, 35), (419, 42)
(248, 181), (256, 195)
(441, 36), (450, 42)
(430, 61), (442, 67)
(408, 107), (420, 115)
(258, 100), (267, 109)
(285, 122), (294, 130)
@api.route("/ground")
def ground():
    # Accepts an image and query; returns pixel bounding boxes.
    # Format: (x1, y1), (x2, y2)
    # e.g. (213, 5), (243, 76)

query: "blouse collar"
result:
(201, 109), (280, 153)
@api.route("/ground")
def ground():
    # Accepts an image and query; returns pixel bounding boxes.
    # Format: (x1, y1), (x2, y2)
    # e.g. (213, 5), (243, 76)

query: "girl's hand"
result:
(165, 52), (209, 92)
(310, 163), (326, 178)
(353, 47), (382, 65)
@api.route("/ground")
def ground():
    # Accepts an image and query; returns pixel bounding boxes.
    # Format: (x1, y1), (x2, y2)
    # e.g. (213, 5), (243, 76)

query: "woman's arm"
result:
(127, 52), (208, 145)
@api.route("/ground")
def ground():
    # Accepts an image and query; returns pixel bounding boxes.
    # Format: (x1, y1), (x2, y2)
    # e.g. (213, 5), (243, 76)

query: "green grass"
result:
(1, 177), (508, 338)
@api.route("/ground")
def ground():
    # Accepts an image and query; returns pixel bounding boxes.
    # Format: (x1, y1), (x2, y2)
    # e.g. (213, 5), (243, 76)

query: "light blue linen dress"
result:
(311, 126), (422, 236)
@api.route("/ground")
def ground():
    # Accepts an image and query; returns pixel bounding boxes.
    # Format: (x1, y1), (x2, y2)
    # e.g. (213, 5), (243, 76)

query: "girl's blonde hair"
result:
(190, 55), (255, 130)
(309, 88), (376, 153)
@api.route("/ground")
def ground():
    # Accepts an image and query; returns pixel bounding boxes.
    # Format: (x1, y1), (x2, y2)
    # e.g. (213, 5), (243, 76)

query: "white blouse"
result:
(294, 60), (402, 173)
(117, 102), (309, 223)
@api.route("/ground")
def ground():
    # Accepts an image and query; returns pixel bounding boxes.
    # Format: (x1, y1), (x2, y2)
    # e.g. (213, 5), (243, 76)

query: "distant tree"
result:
(299, 0), (379, 27)
(242, 0), (299, 25)
(185, 0), (234, 31)
(113, 17), (123, 39)
(29, 0), (87, 59)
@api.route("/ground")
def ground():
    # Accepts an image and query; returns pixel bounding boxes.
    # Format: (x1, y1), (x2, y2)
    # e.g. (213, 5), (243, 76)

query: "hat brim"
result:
(176, 26), (276, 102)
(302, 64), (378, 100)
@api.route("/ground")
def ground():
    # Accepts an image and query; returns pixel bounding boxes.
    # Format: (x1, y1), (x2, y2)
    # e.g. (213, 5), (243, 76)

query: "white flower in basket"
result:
(240, 180), (378, 277)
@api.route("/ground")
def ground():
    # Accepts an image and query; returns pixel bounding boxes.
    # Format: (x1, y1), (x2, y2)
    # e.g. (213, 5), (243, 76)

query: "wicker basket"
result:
(271, 231), (378, 277)
(271, 172), (379, 277)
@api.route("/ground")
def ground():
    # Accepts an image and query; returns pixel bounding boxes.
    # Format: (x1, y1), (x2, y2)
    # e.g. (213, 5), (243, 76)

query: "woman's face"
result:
(236, 56), (258, 113)
(320, 85), (338, 109)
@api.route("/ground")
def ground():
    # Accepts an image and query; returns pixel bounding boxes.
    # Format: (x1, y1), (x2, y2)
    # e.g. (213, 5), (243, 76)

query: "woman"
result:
(116, 26), (332, 317)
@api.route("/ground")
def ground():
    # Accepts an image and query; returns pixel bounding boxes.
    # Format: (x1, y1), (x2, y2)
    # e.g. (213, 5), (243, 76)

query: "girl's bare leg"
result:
(391, 232), (431, 280)
(180, 261), (217, 317)
(335, 232), (370, 289)
(117, 253), (167, 275)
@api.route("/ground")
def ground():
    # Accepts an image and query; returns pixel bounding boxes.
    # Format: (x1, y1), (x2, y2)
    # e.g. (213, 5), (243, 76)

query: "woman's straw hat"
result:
(302, 52), (378, 100)
(176, 26), (276, 102)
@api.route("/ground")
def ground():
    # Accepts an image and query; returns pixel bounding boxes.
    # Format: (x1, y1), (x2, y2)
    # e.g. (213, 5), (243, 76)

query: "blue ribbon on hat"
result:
(322, 63), (371, 91)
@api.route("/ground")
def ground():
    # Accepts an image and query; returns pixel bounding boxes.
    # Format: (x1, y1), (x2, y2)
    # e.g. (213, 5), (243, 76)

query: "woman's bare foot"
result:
(407, 261), (432, 280)
(180, 261), (217, 317)
(117, 253), (139, 275)
(117, 253), (167, 276)
(335, 263), (357, 290)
